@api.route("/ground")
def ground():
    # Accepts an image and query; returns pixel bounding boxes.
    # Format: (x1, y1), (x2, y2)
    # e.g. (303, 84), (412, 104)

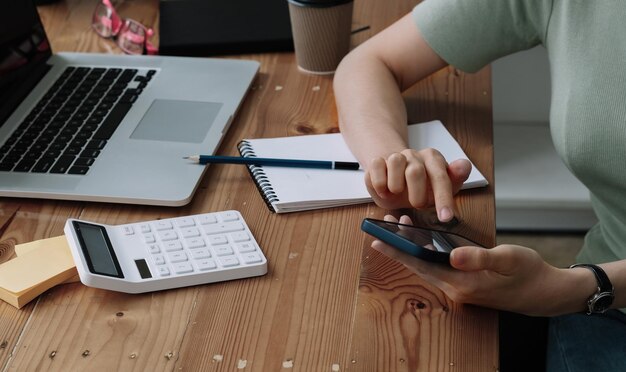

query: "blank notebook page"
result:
(238, 120), (487, 213)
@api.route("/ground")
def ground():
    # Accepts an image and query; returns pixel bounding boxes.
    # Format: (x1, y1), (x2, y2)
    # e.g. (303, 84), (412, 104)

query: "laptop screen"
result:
(0, 1), (52, 127)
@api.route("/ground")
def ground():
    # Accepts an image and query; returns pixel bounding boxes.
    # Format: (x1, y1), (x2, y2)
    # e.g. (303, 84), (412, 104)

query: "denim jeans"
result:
(547, 310), (626, 372)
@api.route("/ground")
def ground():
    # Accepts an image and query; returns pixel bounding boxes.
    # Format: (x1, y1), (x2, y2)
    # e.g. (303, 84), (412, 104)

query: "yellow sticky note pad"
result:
(0, 236), (78, 309)
(13, 235), (68, 256)
(14, 236), (80, 284)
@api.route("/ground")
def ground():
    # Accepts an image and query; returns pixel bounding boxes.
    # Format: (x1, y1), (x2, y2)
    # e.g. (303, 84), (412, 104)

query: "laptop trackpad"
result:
(130, 99), (223, 143)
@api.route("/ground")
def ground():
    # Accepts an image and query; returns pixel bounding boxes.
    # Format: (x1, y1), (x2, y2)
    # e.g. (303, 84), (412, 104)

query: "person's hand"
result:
(365, 149), (472, 222)
(370, 215), (570, 316)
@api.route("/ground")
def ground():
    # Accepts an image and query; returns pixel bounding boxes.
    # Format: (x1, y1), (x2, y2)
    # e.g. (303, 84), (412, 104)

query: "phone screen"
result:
(361, 218), (483, 263)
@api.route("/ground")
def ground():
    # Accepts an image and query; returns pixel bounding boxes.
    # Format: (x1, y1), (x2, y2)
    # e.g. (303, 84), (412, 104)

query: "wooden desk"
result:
(0, 0), (497, 370)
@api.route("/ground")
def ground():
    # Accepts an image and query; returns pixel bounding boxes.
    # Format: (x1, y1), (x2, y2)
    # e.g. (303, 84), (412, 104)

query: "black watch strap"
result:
(570, 263), (615, 314)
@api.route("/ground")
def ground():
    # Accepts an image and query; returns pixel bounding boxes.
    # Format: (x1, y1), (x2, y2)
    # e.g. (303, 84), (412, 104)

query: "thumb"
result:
(450, 246), (502, 272)
(448, 159), (472, 194)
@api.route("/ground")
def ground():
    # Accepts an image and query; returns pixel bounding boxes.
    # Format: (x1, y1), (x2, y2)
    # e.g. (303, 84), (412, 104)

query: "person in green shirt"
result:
(334, 0), (626, 371)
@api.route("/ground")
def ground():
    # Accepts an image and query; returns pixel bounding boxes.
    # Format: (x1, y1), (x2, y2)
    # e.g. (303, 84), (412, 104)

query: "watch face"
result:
(591, 292), (614, 313)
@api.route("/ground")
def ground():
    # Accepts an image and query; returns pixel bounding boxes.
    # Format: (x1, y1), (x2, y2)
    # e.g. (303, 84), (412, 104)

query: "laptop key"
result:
(14, 158), (37, 172)
(64, 147), (82, 156)
(0, 144), (12, 154)
(85, 140), (106, 150)
(68, 166), (89, 175)
(117, 69), (137, 83)
(74, 157), (95, 167)
(80, 149), (100, 158)
(69, 138), (87, 148)
(43, 150), (61, 158)
(0, 162), (15, 171)
(92, 102), (132, 140)
(50, 155), (76, 173)
(24, 151), (43, 160)
(49, 142), (67, 151)
(119, 93), (138, 104)
(104, 68), (122, 79)
(32, 157), (56, 173)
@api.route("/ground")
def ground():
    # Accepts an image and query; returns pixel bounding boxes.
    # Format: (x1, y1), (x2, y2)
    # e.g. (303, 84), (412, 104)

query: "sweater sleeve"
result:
(413, 0), (554, 72)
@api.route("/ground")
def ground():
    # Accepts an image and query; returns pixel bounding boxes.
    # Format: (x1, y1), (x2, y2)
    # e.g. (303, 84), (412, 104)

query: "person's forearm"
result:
(334, 49), (409, 169)
(334, 13), (447, 170)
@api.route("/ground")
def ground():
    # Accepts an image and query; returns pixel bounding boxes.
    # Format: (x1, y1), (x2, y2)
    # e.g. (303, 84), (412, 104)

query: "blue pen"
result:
(184, 155), (361, 170)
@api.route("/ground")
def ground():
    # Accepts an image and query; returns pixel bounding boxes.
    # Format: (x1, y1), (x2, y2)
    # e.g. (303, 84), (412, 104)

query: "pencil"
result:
(183, 155), (361, 170)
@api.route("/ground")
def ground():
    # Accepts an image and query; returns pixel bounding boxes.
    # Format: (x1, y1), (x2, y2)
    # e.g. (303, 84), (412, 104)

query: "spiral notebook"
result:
(237, 120), (488, 213)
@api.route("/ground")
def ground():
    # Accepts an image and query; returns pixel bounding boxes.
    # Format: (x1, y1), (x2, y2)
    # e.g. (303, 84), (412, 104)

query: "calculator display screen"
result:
(73, 221), (124, 278)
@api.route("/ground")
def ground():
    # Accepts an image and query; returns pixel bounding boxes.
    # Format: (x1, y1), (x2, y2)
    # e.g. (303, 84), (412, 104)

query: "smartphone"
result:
(361, 218), (483, 264)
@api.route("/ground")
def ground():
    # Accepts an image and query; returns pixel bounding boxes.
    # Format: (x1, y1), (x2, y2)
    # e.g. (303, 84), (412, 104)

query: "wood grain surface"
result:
(0, 0), (497, 371)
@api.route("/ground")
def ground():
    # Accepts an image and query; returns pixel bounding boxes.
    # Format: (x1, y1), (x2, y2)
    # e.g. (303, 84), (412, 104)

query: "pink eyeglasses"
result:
(92, 0), (158, 55)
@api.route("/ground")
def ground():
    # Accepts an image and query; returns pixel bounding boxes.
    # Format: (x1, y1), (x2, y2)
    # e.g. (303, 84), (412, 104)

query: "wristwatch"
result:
(569, 263), (615, 315)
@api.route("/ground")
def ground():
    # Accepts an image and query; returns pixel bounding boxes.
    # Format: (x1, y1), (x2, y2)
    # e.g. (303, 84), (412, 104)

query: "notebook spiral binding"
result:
(237, 140), (279, 213)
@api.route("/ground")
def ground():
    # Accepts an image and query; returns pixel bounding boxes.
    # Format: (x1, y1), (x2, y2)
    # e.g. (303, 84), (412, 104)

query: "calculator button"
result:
(158, 230), (178, 241)
(153, 255), (166, 265)
(219, 256), (240, 267)
(144, 234), (156, 243)
(186, 237), (206, 249)
(237, 242), (256, 253)
(181, 227), (200, 238)
(163, 241), (183, 252)
(154, 220), (173, 230)
(123, 226), (134, 235)
(140, 224), (151, 233)
(203, 222), (244, 235)
(158, 266), (171, 276)
(168, 251), (188, 263)
(191, 248), (211, 259)
(148, 244), (161, 254)
(175, 217), (196, 228)
(242, 252), (262, 264)
(219, 211), (239, 222)
(197, 259), (217, 271)
(208, 235), (228, 245)
(214, 245), (234, 256)
(231, 232), (250, 242)
(197, 214), (217, 225)
(173, 262), (193, 274)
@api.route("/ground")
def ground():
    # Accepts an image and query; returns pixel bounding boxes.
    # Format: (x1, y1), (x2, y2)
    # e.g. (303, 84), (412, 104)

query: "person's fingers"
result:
(367, 157), (390, 197)
(371, 239), (454, 288)
(401, 151), (428, 208)
(372, 239), (407, 262)
(371, 239), (426, 274)
(386, 153), (407, 194)
(398, 215), (413, 225)
(383, 214), (399, 223)
(422, 149), (455, 222)
(365, 153), (472, 213)
(450, 246), (518, 273)
(448, 159), (472, 194)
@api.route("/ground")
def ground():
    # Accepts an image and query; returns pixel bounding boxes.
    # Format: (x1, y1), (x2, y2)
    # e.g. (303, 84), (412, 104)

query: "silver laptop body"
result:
(0, 2), (258, 206)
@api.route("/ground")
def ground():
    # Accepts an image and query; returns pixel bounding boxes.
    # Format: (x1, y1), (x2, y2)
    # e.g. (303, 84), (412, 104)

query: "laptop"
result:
(0, 1), (259, 206)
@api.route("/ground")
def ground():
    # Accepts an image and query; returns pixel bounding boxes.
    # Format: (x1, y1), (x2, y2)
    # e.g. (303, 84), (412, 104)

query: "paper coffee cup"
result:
(287, 0), (354, 74)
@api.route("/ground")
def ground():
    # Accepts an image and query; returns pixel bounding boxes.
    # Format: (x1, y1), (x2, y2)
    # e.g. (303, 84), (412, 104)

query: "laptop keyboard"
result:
(0, 66), (155, 175)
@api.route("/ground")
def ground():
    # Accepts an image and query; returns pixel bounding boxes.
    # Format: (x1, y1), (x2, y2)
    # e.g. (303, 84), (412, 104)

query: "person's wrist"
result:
(569, 264), (615, 314)
(540, 268), (598, 316)
(554, 266), (600, 315)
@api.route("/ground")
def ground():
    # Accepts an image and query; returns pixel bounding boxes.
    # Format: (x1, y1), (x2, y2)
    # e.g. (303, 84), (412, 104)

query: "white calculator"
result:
(63, 211), (267, 294)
